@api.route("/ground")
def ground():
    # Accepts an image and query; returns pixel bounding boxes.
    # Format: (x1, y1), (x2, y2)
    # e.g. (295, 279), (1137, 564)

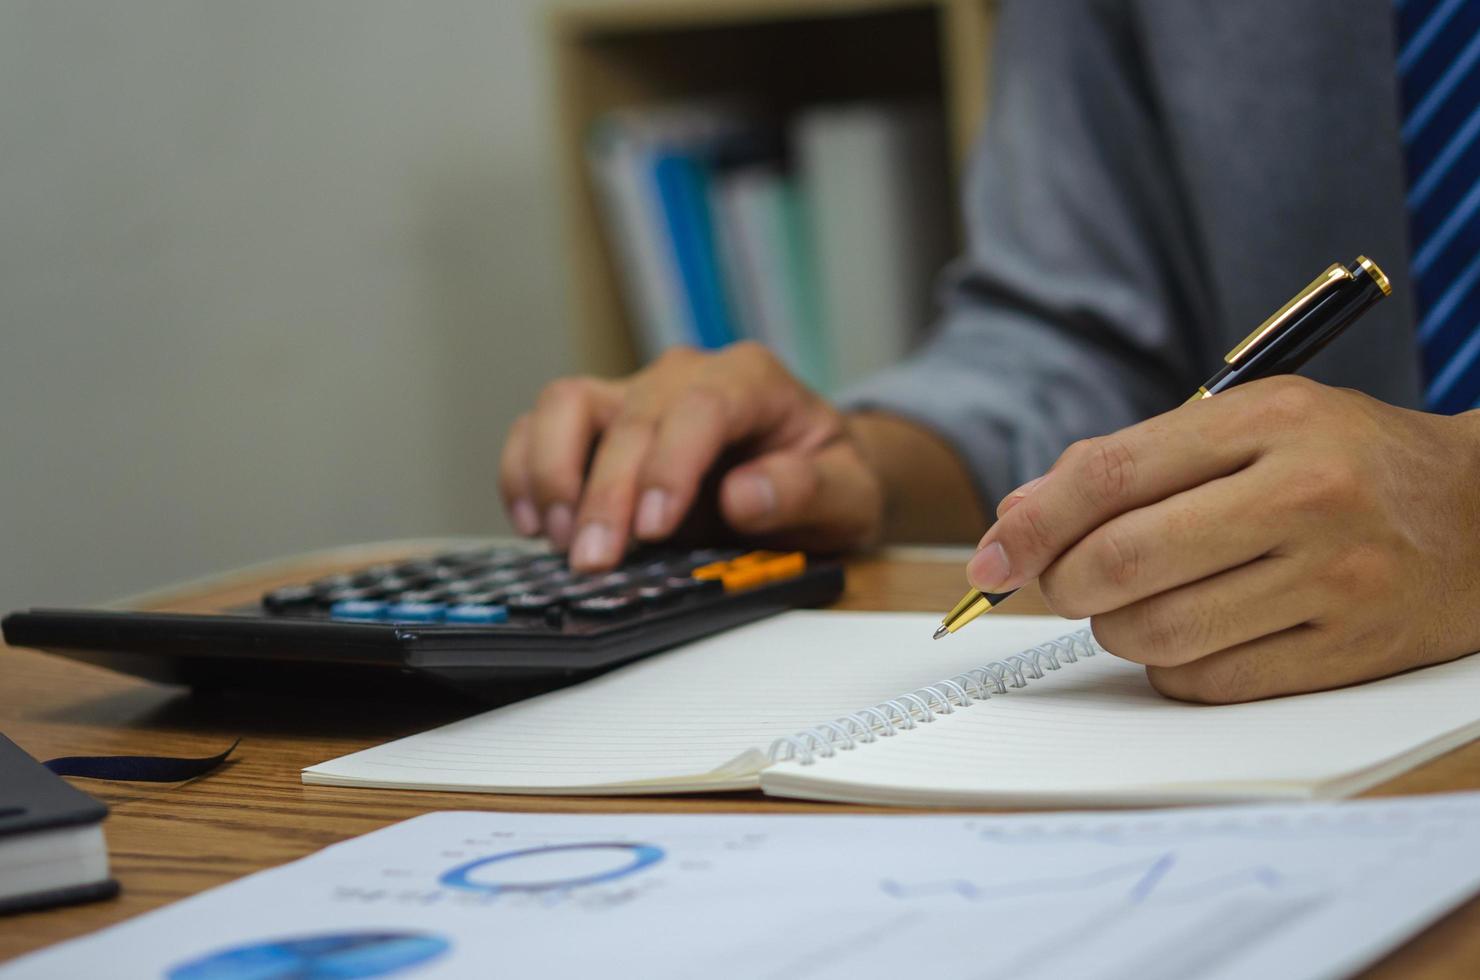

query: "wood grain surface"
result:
(2, 546), (1478, 976)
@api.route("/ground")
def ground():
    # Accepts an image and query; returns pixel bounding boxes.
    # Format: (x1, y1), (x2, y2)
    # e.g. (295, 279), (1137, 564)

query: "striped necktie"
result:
(1397, 0), (1480, 413)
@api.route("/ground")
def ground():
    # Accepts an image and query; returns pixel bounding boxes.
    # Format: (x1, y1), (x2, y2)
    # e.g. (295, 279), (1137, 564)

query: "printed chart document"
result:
(305, 611), (1480, 806)
(6, 796), (1480, 980)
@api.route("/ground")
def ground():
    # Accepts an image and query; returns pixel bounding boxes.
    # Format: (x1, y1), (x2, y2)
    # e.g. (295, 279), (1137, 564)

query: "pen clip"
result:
(1224, 263), (1353, 364)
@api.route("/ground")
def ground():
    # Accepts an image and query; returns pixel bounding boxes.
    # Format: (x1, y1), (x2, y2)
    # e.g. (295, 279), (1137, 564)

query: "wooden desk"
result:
(3, 548), (1479, 976)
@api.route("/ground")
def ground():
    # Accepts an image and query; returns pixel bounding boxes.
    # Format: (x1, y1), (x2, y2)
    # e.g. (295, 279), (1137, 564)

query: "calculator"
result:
(2, 545), (844, 702)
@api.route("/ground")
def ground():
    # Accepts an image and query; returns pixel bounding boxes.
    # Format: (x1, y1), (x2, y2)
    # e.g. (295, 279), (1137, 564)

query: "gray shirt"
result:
(843, 0), (1422, 507)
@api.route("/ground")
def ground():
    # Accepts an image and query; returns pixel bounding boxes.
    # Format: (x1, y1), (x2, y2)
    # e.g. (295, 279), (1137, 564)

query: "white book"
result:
(587, 121), (690, 358)
(304, 611), (1480, 808)
(794, 104), (954, 387)
(714, 167), (799, 369)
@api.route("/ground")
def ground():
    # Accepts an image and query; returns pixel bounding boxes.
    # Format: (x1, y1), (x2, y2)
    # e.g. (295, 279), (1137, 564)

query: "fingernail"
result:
(571, 522), (613, 569)
(545, 503), (574, 549)
(635, 488), (669, 538)
(728, 473), (776, 521)
(511, 498), (540, 537)
(998, 475), (1045, 516)
(968, 541), (1011, 591)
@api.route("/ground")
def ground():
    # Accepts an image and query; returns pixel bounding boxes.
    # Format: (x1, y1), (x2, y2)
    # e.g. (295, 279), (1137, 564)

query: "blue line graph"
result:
(882, 851), (1283, 907)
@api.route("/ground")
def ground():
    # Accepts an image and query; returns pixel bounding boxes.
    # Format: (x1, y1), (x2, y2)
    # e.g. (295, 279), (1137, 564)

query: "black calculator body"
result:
(2, 545), (845, 703)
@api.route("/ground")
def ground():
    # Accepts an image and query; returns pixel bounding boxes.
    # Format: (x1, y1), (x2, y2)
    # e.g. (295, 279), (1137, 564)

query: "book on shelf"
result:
(794, 103), (953, 388)
(585, 101), (953, 393)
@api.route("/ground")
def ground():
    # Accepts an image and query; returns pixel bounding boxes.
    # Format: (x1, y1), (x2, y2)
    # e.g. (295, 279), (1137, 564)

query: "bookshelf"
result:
(551, 0), (997, 377)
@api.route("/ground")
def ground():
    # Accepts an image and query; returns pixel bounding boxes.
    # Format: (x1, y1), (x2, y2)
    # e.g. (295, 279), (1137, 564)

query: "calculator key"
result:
(760, 551), (806, 580)
(686, 548), (734, 564)
(431, 547), (490, 566)
(384, 602), (445, 622)
(444, 603), (510, 625)
(310, 573), (357, 594)
(456, 591), (506, 607)
(320, 585), (385, 605)
(506, 591), (559, 613)
(636, 584), (676, 605)
(727, 550), (780, 568)
(262, 585), (316, 611)
(715, 563), (770, 591)
(330, 600), (387, 621)
(557, 582), (608, 601)
(570, 594), (639, 617)
(398, 588), (450, 604)
(664, 575), (722, 596)
(373, 576), (413, 593)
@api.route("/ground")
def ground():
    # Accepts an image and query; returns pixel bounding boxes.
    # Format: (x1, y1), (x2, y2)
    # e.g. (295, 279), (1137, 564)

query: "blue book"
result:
(652, 151), (738, 349)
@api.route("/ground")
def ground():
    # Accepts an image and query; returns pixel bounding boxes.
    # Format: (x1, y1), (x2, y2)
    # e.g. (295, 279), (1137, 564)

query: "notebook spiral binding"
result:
(767, 628), (1101, 766)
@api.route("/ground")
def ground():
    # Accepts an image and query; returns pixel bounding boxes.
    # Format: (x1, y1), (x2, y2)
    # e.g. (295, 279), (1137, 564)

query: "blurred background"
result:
(0, 0), (992, 611)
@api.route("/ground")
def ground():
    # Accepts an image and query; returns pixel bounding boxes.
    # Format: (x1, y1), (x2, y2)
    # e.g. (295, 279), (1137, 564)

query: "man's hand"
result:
(499, 343), (886, 571)
(969, 376), (1480, 703)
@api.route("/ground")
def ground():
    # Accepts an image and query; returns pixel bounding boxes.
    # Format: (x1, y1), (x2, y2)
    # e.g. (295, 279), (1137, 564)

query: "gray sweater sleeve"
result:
(840, 0), (1208, 508)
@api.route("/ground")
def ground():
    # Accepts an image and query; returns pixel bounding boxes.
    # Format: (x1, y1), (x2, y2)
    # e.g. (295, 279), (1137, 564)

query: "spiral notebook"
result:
(303, 612), (1480, 806)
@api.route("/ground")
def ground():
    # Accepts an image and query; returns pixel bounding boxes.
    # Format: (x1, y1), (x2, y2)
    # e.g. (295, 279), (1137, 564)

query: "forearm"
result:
(846, 411), (986, 544)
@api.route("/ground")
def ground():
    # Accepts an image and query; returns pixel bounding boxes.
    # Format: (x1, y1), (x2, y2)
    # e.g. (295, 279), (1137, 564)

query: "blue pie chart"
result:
(440, 841), (665, 894)
(165, 930), (450, 980)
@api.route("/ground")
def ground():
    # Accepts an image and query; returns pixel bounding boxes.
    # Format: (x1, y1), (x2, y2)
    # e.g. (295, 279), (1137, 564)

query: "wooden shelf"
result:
(550, 0), (997, 376)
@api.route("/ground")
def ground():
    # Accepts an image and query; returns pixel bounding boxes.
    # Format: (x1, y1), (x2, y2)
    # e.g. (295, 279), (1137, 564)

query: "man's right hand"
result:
(498, 343), (886, 571)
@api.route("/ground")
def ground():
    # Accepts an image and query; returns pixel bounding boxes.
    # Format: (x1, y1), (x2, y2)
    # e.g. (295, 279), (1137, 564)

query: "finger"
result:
(718, 442), (881, 551)
(969, 396), (1267, 594)
(498, 414), (541, 537)
(1143, 620), (1404, 704)
(527, 377), (622, 548)
(1089, 554), (1319, 669)
(995, 475), (1046, 519)
(635, 368), (827, 541)
(1038, 462), (1286, 619)
(569, 416), (655, 571)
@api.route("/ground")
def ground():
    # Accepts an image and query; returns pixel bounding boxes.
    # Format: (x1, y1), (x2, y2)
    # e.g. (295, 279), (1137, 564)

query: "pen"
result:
(933, 255), (1393, 640)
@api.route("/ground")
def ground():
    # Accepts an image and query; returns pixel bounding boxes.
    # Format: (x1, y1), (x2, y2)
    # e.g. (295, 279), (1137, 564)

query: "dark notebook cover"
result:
(0, 733), (119, 914)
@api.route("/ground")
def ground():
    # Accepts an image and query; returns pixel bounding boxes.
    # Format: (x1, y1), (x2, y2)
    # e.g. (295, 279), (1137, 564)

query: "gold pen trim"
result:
(1224, 263), (1352, 365)
(938, 592), (996, 635)
(943, 590), (980, 624)
(1357, 255), (1392, 296)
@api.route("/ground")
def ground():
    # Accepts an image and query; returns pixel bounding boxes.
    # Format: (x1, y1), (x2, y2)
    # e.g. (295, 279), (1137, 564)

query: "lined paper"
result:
(303, 612), (1079, 793)
(762, 641), (1480, 806)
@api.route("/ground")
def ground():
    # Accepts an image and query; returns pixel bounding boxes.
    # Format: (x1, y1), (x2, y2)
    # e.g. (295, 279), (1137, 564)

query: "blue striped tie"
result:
(1397, 0), (1480, 413)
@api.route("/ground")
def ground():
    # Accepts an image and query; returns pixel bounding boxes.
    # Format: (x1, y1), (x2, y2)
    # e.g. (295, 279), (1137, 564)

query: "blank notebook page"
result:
(303, 612), (1078, 793)
(761, 641), (1480, 806)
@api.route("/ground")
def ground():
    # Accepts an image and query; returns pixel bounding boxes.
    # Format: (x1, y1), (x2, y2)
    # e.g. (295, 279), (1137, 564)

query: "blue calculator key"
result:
(444, 603), (509, 624)
(330, 600), (387, 621)
(384, 602), (445, 622)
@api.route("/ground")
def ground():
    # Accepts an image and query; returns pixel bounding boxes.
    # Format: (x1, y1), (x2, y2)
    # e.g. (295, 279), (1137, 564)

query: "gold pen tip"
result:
(932, 625), (949, 641)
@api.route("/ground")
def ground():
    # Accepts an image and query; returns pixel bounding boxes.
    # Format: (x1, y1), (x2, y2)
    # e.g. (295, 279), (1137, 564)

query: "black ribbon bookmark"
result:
(43, 739), (240, 783)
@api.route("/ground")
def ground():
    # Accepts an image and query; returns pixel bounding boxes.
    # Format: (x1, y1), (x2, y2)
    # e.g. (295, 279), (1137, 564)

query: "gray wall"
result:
(0, 1), (581, 609)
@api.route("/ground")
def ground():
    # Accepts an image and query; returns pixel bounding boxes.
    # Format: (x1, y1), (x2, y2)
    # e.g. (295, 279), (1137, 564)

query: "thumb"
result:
(718, 443), (882, 551)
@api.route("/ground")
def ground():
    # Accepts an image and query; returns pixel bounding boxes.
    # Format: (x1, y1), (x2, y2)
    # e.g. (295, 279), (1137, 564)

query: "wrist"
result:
(844, 411), (986, 543)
